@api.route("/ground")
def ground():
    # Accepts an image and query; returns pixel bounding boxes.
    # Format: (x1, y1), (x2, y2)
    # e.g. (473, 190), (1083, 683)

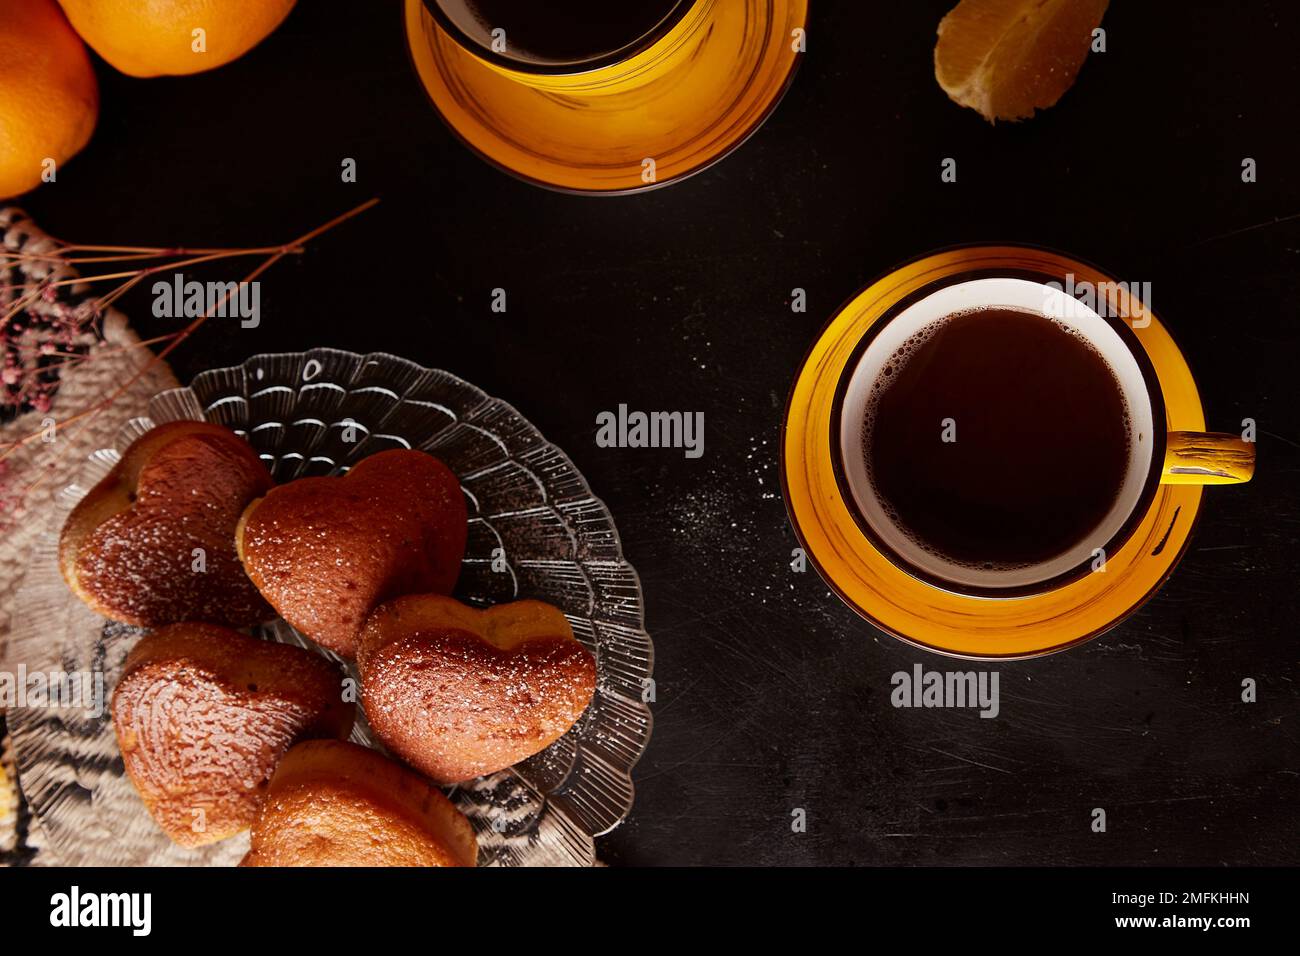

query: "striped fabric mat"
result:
(0, 208), (177, 866)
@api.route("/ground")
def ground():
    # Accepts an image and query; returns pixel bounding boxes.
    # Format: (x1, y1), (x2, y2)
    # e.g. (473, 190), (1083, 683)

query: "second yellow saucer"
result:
(405, 0), (809, 194)
(782, 246), (1209, 660)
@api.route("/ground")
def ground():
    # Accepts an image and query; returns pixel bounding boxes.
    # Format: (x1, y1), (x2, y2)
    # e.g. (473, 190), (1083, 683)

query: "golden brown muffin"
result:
(240, 739), (477, 867)
(111, 624), (354, 847)
(357, 595), (597, 785)
(236, 449), (467, 660)
(59, 421), (274, 627)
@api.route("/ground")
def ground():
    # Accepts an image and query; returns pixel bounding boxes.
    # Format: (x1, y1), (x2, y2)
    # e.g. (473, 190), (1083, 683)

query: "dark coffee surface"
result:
(866, 308), (1131, 569)
(442, 0), (683, 63)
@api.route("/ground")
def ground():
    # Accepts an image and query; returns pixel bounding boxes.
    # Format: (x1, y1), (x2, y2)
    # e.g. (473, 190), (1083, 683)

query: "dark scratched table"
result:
(20, 0), (1300, 865)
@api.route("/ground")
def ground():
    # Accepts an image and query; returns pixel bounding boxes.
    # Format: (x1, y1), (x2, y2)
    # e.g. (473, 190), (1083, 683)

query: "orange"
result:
(0, 0), (98, 199)
(935, 0), (1109, 122)
(57, 0), (297, 78)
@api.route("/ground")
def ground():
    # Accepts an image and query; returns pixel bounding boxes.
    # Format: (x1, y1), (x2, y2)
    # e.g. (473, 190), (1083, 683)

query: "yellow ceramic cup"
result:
(405, 0), (810, 192)
(831, 273), (1253, 600)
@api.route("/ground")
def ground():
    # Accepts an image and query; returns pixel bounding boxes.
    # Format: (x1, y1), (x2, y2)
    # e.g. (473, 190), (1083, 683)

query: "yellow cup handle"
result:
(1162, 431), (1255, 485)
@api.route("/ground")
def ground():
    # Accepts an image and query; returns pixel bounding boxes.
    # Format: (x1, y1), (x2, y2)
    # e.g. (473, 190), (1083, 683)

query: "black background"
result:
(21, 1), (1299, 865)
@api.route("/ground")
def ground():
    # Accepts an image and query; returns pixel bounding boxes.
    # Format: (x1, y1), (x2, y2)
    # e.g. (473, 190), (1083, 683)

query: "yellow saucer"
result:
(782, 246), (1206, 660)
(404, 0), (809, 194)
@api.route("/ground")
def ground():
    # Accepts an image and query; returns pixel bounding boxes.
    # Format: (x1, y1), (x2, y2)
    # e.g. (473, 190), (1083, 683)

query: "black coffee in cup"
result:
(863, 306), (1131, 571)
(836, 276), (1162, 595)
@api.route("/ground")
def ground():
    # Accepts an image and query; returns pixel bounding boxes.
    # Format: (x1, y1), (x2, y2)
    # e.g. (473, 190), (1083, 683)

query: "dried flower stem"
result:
(0, 245), (294, 266)
(0, 199), (379, 491)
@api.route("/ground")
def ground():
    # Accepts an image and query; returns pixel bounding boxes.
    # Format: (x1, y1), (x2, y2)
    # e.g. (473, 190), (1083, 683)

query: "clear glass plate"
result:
(5, 349), (653, 866)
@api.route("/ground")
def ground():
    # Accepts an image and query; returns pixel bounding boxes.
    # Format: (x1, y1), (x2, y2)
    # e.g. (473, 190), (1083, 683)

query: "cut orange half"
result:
(935, 0), (1109, 122)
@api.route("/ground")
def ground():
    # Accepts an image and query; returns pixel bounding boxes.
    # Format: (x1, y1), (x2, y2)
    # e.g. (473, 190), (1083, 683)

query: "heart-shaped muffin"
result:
(236, 449), (467, 659)
(357, 595), (597, 784)
(240, 739), (477, 867)
(111, 623), (354, 847)
(60, 421), (274, 627)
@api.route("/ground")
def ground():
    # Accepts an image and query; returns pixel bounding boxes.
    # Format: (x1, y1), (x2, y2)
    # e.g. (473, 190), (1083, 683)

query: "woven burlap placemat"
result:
(0, 208), (178, 865)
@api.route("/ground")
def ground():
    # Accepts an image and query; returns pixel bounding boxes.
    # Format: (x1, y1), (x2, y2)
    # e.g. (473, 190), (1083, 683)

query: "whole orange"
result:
(57, 0), (297, 78)
(0, 0), (98, 199)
